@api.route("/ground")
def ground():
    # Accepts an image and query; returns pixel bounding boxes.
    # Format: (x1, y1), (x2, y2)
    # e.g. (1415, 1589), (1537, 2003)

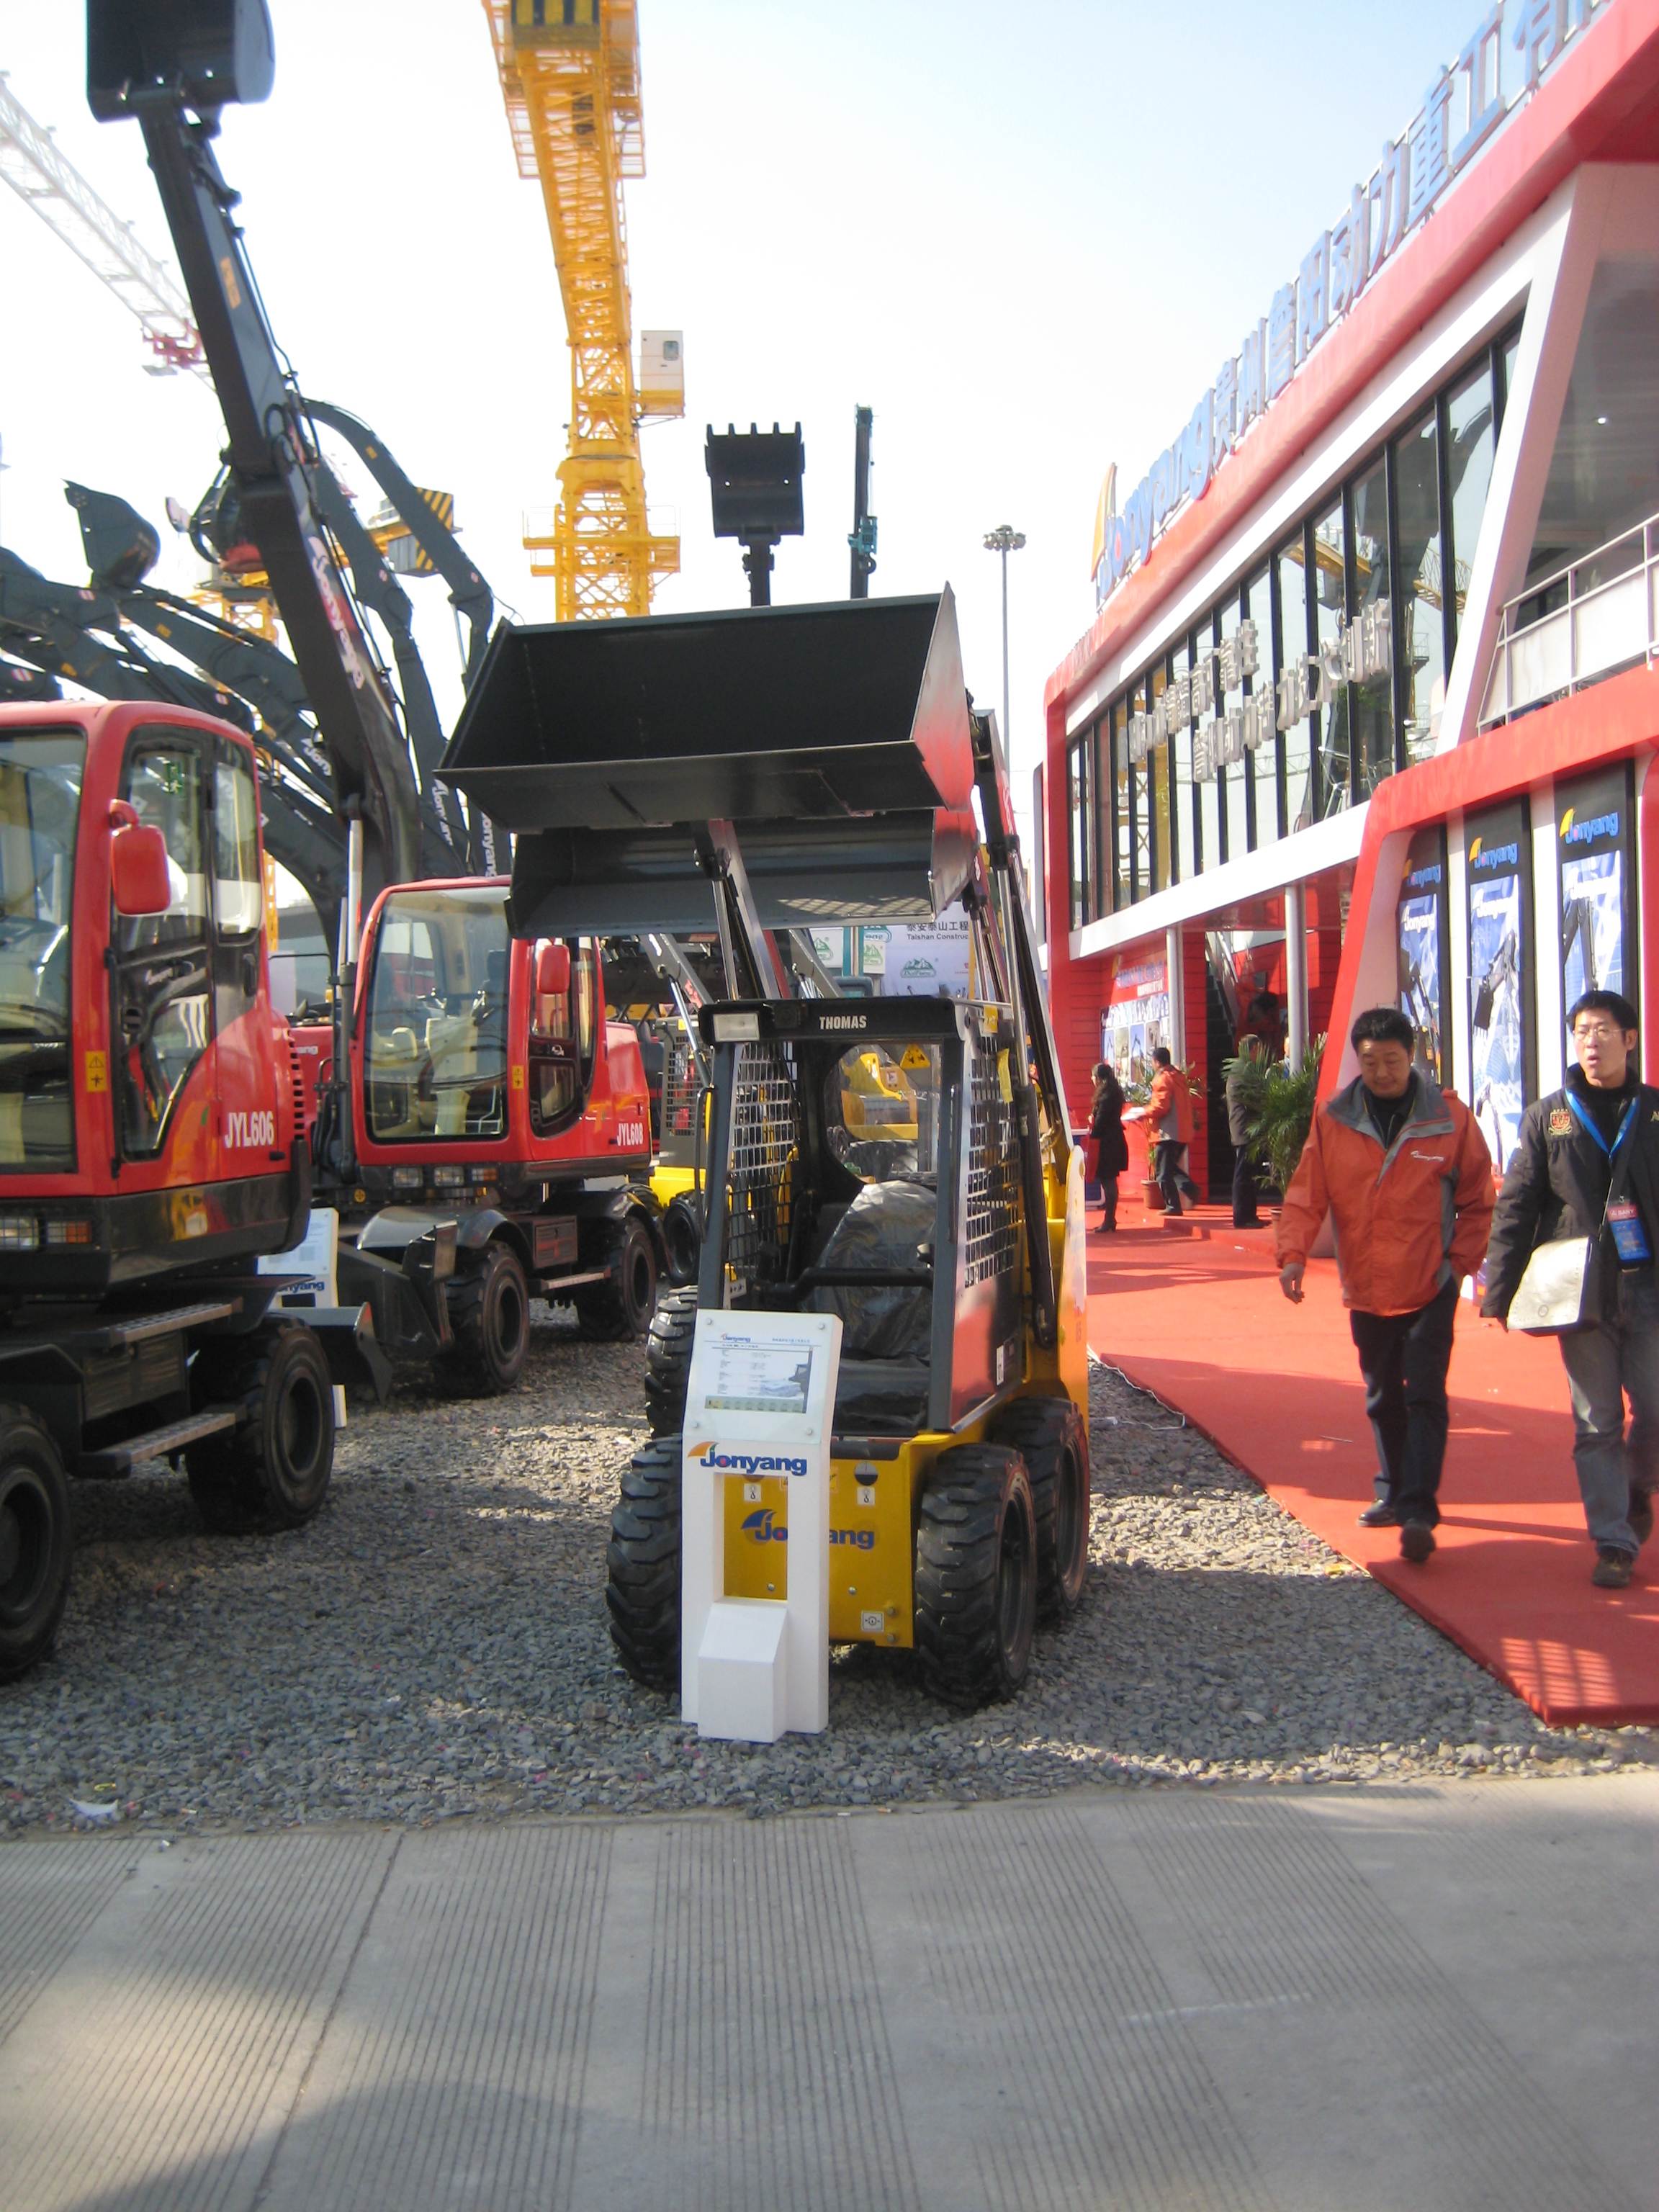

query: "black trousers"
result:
(1348, 1277), (1459, 1527)
(1231, 1143), (1262, 1226)
(1153, 1140), (1184, 1213)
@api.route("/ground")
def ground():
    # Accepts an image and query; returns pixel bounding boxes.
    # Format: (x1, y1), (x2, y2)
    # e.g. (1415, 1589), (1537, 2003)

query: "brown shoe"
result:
(1629, 1492), (1654, 1547)
(1591, 1547), (1635, 1588)
(1399, 1522), (1436, 1564)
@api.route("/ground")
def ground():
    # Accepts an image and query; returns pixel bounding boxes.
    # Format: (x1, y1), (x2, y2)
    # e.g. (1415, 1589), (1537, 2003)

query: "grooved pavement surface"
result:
(0, 1778), (1653, 2211)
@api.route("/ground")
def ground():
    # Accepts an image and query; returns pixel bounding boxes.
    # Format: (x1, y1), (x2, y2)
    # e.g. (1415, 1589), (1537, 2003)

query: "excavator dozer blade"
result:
(437, 591), (979, 935)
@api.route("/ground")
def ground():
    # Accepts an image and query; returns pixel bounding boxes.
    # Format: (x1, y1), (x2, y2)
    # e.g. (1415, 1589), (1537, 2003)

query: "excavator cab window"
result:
(529, 935), (589, 1136)
(210, 743), (263, 1036)
(113, 737), (211, 1158)
(0, 729), (82, 1171)
(363, 885), (509, 1142)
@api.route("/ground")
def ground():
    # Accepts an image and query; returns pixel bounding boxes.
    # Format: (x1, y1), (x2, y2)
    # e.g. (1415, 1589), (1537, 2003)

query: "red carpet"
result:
(1084, 1203), (1659, 1726)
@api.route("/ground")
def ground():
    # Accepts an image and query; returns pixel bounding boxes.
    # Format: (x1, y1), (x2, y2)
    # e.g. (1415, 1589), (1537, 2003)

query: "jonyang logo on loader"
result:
(690, 1442), (809, 1478)
(739, 1506), (875, 1551)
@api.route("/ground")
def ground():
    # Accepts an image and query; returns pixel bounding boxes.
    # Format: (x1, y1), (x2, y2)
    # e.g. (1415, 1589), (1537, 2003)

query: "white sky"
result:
(0, 0), (1478, 850)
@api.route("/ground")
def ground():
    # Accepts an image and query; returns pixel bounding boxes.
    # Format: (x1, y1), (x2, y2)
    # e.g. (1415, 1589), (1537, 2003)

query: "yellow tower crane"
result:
(483, 0), (681, 619)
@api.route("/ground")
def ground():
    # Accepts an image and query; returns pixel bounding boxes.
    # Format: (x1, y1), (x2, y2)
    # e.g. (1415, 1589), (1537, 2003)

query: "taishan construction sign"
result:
(1092, 0), (1611, 611)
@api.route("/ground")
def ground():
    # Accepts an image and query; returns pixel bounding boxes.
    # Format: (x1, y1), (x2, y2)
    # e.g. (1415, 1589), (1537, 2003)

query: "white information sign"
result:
(680, 1309), (842, 1743)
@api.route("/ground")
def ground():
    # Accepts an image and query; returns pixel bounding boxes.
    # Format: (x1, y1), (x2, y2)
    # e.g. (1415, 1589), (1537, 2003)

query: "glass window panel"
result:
(1444, 357), (1496, 654)
(1277, 532), (1315, 832)
(1499, 327), (1519, 423)
(212, 751), (263, 937)
(1067, 735), (1092, 927)
(1350, 457), (1393, 793)
(1311, 500), (1351, 815)
(1148, 662), (1172, 891)
(1130, 679), (1151, 900)
(1243, 566), (1279, 842)
(1170, 638), (1192, 887)
(1113, 701), (1132, 907)
(1195, 621), (1221, 871)
(1218, 593), (1250, 859)
(1092, 717), (1115, 916)
(1393, 410), (1443, 766)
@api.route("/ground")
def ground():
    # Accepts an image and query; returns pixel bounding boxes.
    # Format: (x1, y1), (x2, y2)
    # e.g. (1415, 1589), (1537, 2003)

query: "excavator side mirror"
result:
(535, 940), (570, 997)
(111, 824), (172, 917)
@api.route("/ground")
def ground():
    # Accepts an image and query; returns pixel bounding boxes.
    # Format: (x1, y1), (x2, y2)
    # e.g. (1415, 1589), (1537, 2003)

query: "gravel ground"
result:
(2, 1323), (1653, 1834)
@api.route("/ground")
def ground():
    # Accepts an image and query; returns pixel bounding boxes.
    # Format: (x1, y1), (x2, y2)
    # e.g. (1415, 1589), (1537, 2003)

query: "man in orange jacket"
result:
(1277, 1005), (1493, 1563)
(1148, 1046), (1198, 1215)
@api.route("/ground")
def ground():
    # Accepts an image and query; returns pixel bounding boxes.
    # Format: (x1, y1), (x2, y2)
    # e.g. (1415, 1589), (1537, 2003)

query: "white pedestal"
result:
(696, 1600), (788, 1743)
(680, 1310), (842, 1744)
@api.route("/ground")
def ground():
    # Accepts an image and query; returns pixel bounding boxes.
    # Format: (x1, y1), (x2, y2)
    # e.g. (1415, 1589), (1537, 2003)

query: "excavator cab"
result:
(0, 700), (385, 1683)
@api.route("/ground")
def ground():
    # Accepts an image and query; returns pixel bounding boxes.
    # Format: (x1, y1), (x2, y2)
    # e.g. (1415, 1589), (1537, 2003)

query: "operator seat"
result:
(807, 1179), (935, 1429)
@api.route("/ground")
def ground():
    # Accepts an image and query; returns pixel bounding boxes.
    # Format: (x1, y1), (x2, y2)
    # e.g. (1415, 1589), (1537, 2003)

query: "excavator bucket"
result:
(438, 591), (979, 936)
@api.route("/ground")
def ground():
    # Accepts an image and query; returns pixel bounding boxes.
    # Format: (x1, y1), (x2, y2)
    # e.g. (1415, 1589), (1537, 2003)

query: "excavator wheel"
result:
(575, 1215), (657, 1341)
(644, 1285), (698, 1435)
(605, 1435), (682, 1692)
(440, 1241), (529, 1396)
(987, 1396), (1091, 1619)
(0, 1405), (72, 1682)
(914, 1444), (1037, 1710)
(186, 1324), (335, 1535)
(660, 1194), (702, 1287)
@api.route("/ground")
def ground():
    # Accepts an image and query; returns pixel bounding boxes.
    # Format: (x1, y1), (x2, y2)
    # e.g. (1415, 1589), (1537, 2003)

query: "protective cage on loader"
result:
(441, 590), (1091, 1710)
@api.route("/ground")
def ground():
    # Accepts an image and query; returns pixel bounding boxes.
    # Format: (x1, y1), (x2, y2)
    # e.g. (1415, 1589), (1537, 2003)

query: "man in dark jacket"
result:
(1226, 1035), (1267, 1227)
(1483, 989), (1659, 1588)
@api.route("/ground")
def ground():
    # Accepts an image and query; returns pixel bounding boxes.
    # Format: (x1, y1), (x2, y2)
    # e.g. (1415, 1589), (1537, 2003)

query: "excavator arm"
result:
(87, 0), (421, 899)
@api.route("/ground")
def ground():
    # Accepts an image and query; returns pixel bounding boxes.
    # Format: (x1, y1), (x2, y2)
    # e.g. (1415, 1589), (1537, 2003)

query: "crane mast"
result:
(482, 0), (679, 619)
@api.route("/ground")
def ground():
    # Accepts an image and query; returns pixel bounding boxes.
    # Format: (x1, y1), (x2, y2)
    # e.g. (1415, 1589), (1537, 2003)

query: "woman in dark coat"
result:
(1089, 1061), (1129, 1231)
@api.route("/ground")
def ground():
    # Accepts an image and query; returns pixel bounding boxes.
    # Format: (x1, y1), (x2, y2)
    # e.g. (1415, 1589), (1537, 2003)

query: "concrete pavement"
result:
(1, 1775), (1655, 2211)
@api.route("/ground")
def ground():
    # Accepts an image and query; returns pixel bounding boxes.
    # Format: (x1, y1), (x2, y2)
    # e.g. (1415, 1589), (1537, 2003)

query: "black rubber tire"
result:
(606, 1435), (682, 1692)
(988, 1395), (1091, 1619)
(914, 1443), (1038, 1710)
(575, 1213), (658, 1341)
(644, 1285), (698, 1436)
(0, 1405), (72, 1683)
(185, 1324), (335, 1534)
(440, 1240), (530, 1395)
(661, 1193), (702, 1287)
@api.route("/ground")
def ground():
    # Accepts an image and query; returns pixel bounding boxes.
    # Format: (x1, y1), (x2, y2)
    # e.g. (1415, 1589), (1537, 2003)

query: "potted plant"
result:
(1243, 1037), (1325, 1199)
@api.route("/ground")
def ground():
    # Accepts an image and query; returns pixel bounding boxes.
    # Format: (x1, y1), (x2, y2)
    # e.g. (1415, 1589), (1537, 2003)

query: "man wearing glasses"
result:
(1483, 991), (1659, 1588)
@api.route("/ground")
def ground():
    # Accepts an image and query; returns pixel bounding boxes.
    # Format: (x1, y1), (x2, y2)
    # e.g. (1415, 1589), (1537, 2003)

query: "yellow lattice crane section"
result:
(483, 0), (680, 620)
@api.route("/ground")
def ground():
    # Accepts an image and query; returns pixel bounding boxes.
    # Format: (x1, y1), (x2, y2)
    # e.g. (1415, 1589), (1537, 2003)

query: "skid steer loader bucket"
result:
(439, 591), (979, 936)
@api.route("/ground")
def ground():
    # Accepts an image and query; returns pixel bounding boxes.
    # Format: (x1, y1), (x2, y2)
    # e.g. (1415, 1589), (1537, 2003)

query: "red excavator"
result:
(320, 880), (664, 1394)
(0, 698), (385, 1680)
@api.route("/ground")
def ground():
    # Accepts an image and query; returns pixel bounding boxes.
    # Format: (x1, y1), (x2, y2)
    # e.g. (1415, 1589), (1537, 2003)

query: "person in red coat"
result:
(1148, 1047), (1197, 1215)
(1277, 1005), (1493, 1563)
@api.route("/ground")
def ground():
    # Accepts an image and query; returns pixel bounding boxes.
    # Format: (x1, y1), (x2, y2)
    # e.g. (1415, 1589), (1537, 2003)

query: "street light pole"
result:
(981, 523), (1025, 747)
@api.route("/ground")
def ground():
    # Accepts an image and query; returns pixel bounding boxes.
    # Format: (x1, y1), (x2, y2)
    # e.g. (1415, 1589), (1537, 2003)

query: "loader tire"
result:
(186, 1324), (334, 1534)
(0, 1406), (72, 1682)
(914, 1444), (1036, 1710)
(440, 1241), (529, 1396)
(575, 1215), (657, 1341)
(644, 1285), (698, 1436)
(606, 1436), (682, 1693)
(660, 1192), (702, 1287)
(988, 1395), (1090, 1619)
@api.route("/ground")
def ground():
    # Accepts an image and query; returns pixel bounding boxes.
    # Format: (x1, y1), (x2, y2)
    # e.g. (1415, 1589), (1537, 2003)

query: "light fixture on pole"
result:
(982, 523), (1025, 748)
